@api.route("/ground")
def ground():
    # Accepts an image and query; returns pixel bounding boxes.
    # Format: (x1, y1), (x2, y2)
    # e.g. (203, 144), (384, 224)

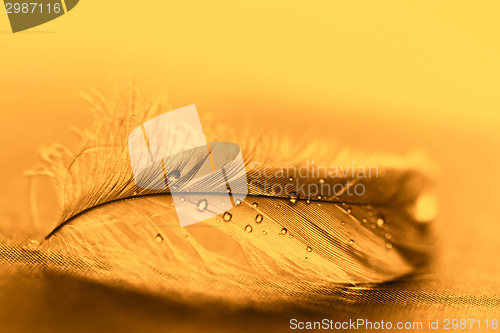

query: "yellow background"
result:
(2, 0), (500, 132)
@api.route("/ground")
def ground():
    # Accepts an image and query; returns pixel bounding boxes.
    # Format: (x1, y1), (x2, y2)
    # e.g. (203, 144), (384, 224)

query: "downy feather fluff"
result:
(26, 88), (436, 308)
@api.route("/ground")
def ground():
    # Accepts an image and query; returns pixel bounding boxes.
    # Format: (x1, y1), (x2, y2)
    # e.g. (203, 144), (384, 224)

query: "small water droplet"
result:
(155, 234), (164, 243)
(245, 225), (253, 233)
(180, 197), (185, 202)
(319, 178), (325, 184)
(133, 191), (138, 196)
(317, 202), (321, 206)
(366, 204), (373, 210)
(262, 230), (267, 235)
(235, 199), (242, 205)
(386, 243), (393, 249)
(318, 195), (322, 200)
(171, 202), (175, 206)
(341, 221), (346, 226)
(289, 177), (293, 181)
(227, 188), (231, 193)
(167, 170), (181, 182)
(289, 193), (299, 204)
(377, 218), (384, 227)
(306, 246), (313, 252)
(252, 202), (258, 208)
(289, 234), (294, 239)
(346, 232), (351, 236)
(349, 239), (355, 245)
(216, 218), (221, 223)
(280, 228), (288, 235)
(277, 204), (281, 208)
(368, 211), (374, 216)
(346, 207), (352, 214)
(306, 199), (311, 204)
(362, 218), (368, 223)
(371, 224), (376, 229)
(197, 199), (208, 211)
(385, 233), (392, 239)
(223, 212), (232, 221)
(255, 214), (264, 223)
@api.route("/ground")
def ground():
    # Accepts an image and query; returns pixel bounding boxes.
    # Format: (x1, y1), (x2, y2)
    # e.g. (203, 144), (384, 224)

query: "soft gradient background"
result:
(1, 1), (499, 332)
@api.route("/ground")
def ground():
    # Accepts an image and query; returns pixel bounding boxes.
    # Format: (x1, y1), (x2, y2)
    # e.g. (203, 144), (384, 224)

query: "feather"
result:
(26, 87), (436, 308)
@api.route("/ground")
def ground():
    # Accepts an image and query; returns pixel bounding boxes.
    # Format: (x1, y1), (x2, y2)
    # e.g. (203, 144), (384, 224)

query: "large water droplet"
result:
(223, 212), (232, 221)
(252, 202), (258, 208)
(306, 246), (313, 252)
(155, 234), (164, 243)
(197, 199), (208, 211)
(280, 228), (288, 235)
(255, 214), (264, 223)
(377, 218), (384, 227)
(349, 239), (354, 245)
(167, 170), (181, 182)
(289, 193), (299, 204)
(245, 225), (253, 233)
